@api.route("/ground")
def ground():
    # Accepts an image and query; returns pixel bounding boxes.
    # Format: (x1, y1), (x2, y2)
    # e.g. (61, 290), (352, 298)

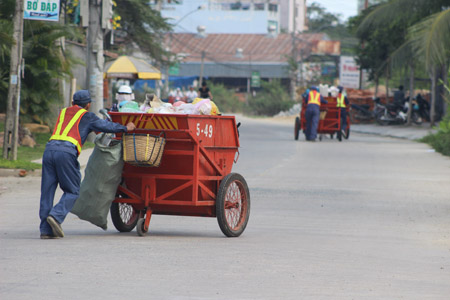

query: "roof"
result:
(168, 33), (340, 64)
(104, 56), (161, 80)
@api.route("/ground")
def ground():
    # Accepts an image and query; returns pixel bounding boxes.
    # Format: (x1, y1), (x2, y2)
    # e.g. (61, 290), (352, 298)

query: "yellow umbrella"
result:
(104, 56), (161, 79)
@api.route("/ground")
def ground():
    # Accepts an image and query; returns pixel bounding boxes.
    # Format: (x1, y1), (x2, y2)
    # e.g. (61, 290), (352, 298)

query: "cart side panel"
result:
(110, 112), (240, 207)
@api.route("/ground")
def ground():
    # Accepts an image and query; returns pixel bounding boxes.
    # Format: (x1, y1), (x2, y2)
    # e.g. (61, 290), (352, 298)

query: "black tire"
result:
(216, 173), (250, 237)
(110, 184), (139, 232)
(376, 113), (390, 126)
(330, 133), (334, 139)
(294, 117), (300, 140)
(345, 127), (350, 139)
(136, 218), (147, 236)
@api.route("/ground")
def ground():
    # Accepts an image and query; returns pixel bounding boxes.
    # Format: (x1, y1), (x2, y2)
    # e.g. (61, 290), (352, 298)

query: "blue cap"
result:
(73, 90), (92, 104)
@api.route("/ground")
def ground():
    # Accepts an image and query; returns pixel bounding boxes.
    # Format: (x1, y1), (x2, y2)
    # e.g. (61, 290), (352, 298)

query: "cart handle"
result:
(234, 149), (240, 164)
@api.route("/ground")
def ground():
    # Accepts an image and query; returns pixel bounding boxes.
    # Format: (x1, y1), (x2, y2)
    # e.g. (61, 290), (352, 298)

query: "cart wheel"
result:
(330, 133), (334, 139)
(110, 203), (139, 232)
(294, 117), (300, 140)
(110, 184), (139, 232)
(136, 218), (147, 236)
(319, 134), (323, 141)
(345, 127), (350, 139)
(216, 173), (250, 237)
(337, 130), (342, 142)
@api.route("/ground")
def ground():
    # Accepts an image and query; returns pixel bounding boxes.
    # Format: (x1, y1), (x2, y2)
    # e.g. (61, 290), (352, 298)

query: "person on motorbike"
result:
(393, 85), (405, 112)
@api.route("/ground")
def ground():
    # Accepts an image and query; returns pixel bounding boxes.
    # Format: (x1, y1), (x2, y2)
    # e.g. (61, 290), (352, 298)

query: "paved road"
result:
(1, 116), (450, 299)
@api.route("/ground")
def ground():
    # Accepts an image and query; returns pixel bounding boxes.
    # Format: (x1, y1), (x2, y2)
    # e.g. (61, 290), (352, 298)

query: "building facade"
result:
(157, 0), (307, 34)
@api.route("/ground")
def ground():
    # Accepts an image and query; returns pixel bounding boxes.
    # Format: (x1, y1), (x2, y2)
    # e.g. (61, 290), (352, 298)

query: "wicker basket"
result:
(122, 133), (166, 167)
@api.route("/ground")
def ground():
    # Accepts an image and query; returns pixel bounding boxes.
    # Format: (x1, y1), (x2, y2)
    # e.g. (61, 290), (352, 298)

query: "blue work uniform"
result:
(336, 93), (349, 131)
(39, 108), (127, 236)
(304, 91), (327, 141)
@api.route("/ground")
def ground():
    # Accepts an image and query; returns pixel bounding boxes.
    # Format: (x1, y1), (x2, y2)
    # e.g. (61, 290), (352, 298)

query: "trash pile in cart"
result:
(117, 94), (221, 115)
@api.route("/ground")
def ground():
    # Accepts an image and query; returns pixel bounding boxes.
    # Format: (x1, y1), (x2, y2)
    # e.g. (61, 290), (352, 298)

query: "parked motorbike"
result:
(375, 97), (423, 125)
(415, 93), (430, 122)
(375, 98), (407, 125)
(350, 97), (385, 123)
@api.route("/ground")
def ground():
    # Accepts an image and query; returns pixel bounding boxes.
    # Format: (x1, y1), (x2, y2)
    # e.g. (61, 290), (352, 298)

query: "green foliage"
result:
(307, 2), (357, 55)
(0, 158), (42, 171)
(349, 5), (410, 81)
(0, 0), (80, 124)
(245, 80), (292, 116)
(0, 131), (94, 169)
(208, 82), (242, 113)
(108, 0), (172, 63)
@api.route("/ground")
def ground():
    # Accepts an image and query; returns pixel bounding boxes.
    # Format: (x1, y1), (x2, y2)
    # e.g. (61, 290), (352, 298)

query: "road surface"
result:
(1, 116), (450, 299)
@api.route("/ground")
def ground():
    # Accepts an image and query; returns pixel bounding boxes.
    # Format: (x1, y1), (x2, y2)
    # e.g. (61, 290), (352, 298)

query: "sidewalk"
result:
(350, 122), (438, 140)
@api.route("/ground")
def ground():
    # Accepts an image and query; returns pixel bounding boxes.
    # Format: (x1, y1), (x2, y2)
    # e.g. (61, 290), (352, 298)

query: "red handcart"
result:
(294, 97), (351, 141)
(108, 112), (250, 237)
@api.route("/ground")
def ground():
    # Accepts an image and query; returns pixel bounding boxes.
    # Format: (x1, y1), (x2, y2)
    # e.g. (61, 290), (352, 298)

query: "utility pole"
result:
(199, 50), (205, 86)
(86, 0), (106, 115)
(2, 0), (24, 160)
(290, 0), (297, 101)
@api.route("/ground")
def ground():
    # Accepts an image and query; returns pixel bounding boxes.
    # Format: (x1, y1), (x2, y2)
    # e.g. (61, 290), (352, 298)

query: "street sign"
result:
(24, 0), (59, 22)
(169, 63), (180, 76)
(251, 71), (260, 88)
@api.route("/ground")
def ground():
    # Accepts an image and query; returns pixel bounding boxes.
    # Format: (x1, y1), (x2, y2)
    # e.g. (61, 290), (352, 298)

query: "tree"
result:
(307, 2), (357, 55)
(356, 0), (450, 124)
(105, 0), (172, 63)
(0, 0), (79, 124)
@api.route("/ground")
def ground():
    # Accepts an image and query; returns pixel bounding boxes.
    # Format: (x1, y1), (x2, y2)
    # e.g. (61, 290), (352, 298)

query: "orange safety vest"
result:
(49, 106), (87, 155)
(308, 91), (321, 106)
(336, 93), (346, 108)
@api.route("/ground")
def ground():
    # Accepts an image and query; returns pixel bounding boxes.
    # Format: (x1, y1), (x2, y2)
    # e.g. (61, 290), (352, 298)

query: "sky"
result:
(309, 0), (358, 22)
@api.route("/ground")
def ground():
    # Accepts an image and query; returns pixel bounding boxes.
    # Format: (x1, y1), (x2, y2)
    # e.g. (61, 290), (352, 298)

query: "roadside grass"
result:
(420, 133), (450, 156)
(0, 125), (94, 170)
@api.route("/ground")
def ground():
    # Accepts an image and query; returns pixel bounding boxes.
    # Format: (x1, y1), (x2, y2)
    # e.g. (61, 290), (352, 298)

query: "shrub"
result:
(208, 82), (243, 113)
(244, 80), (292, 116)
(421, 115), (450, 156)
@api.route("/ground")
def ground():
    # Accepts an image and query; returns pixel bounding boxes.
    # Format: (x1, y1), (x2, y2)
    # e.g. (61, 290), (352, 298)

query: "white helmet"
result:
(118, 85), (133, 94)
(116, 85), (134, 102)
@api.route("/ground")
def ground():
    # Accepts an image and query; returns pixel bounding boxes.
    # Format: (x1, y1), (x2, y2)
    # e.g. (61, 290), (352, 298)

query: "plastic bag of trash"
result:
(71, 133), (123, 230)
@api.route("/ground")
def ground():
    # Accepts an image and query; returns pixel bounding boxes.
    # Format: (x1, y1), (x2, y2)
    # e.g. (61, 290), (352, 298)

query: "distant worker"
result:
(304, 86), (328, 141)
(198, 81), (213, 99)
(116, 85), (135, 109)
(39, 90), (136, 239)
(185, 86), (198, 103)
(336, 86), (349, 138)
(174, 87), (184, 102)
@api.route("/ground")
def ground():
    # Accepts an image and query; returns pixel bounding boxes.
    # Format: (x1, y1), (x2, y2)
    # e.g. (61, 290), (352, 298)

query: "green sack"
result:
(71, 133), (123, 230)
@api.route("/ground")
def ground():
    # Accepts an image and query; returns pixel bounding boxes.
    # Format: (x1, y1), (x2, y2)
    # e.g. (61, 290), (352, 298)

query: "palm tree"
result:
(357, 0), (450, 126)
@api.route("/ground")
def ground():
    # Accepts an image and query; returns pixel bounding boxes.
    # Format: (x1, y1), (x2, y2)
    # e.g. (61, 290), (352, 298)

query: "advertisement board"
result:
(339, 56), (361, 89)
(24, 0), (60, 22)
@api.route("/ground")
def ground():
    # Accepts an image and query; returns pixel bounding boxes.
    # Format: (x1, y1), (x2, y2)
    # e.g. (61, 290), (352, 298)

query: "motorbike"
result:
(350, 97), (385, 123)
(375, 97), (422, 125)
(415, 93), (430, 122)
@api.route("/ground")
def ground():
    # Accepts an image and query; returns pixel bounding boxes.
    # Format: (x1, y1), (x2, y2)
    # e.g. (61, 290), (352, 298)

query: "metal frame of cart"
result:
(108, 112), (250, 237)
